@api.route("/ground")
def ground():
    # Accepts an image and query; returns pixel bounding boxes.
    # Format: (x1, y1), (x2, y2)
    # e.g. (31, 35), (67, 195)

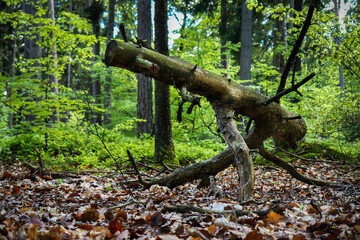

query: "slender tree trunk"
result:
(104, 0), (115, 125)
(273, 0), (287, 74)
(154, 0), (176, 164)
(106, 0), (115, 42)
(23, 0), (42, 122)
(220, 0), (229, 78)
(137, 0), (153, 137)
(239, 0), (252, 85)
(333, 0), (345, 91)
(8, 28), (17, 129)
(90, 0), (103, 125)
(48, 0), (60, 122)
(65, 1), (72, 123)
(291, 0), (303, 73)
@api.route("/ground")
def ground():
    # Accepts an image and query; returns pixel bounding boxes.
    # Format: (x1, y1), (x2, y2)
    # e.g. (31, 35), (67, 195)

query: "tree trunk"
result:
(154, 0), (176, 164)
(8, 26), (17, 129)
(48, 0), (60, 122)
(104, 0), (115, 125)
(291, 0), (303, 73)
(212, 102), (254, 201)
(90, 0), (103, 125)
(65, 0), (72, 123)
(23, 0), (42, 122)
(220, 0), (229, 78)
(273, 0), (287, 74)
(333, 0), (345, 91)
(239, 0), (252, 84)
(136, 0), (153, 137)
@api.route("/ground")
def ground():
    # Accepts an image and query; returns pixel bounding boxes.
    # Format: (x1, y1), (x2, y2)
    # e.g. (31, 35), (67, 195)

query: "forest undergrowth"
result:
(0, 154), (360, 240)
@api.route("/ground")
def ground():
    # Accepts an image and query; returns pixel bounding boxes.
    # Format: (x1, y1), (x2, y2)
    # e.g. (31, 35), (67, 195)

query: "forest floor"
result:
(0, 157), (360, 240)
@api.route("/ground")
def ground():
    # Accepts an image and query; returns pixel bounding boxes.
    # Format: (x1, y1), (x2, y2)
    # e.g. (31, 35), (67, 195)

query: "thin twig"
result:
(127, 150), (151, 187)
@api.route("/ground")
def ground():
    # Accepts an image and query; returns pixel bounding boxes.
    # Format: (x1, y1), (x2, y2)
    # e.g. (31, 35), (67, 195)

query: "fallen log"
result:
(103, 5), (338, 199)
(104, 40), (306, 147)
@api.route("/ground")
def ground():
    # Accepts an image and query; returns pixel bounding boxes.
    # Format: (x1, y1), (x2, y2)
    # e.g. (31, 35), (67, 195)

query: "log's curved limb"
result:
(257, 146), (339, 187)
(245, 127), (338, 187)
(151, 148), (234, 188)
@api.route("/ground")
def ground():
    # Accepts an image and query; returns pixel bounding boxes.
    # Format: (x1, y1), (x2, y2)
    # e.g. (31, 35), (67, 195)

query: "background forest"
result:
(0, 0), (359, 171)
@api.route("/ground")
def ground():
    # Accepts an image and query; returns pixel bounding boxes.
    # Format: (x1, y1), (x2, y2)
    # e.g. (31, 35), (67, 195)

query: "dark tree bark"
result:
(48, 0), (60, 122)
(136, 0), (153, 137)
(273, 0), (287, 74)
(106, 0), (115, 42)
(8, 24), (17, 129)
(104, 0), (116, 125)
(275, 4), (314, 98)
(239, 0), (252, 84)
(220, 0), (229, 78)
(23, 0), (42, 122)
(291, 0), (303, 73)
(154, 0), (176, 163)
(89, 0), (104, 124)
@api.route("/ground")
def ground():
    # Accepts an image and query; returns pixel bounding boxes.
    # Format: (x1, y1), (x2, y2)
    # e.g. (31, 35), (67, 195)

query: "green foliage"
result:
(0, 111), (226, 169)
(0, 0), (359, 172)
(0, 0), (95, 127)
(284, 84), (360, 159)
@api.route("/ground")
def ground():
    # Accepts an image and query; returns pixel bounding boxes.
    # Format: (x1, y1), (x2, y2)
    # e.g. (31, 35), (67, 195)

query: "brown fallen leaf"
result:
(292, 235), (306, 240)
(267, 211), (282, 224)
(108, 220), (123, 234)
(115, 209), (127, 222)
(78, 224), (94, 230)
(354, 224), (360, 234)
(207, 224), (216, 235)
(38, 226), (63, 240)
(26, 224), (39, 240)
(11, 185), (21, 194)
(2, 171), (13, 179)
(81, 208), (100, 222)
(244, 230), (264, 240)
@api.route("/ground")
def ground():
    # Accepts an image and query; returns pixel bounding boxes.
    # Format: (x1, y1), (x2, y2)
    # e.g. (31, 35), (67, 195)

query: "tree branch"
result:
(258, 146), (339, 187)
(276, 4), (315, 99)
(265, 72), (315, 105)
(127, 150), (150, 187)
